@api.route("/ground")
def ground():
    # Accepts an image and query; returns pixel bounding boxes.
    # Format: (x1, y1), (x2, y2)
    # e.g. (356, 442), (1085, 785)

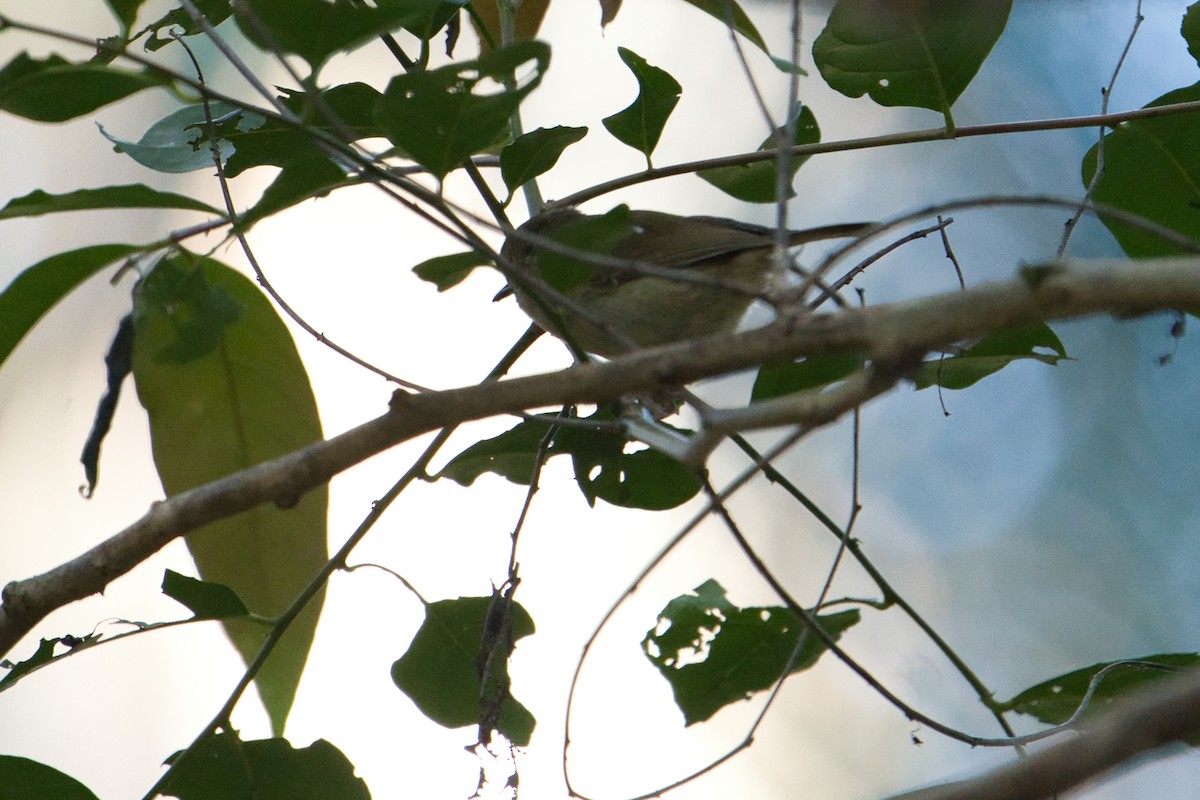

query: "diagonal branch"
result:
(3, 256), (1199, 658)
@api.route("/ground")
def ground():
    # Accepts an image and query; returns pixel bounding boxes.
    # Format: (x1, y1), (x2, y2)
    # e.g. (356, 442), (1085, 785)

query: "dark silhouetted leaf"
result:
(0, 756), (99, 800)
(161, 731), (369, 800)
(500, 125), (588, 196)
(413, 251), (491, 291)
(0, 52), (171, 122)
(602, 47), (681, 165)
(391, 595), (535, 746)
(644, 579), (860, 724)
(376, 41), (550, 177)
(80, 315), (136, 498)
(0, 184), (223, 220)
(162, 570), (251, 620)
(752, 351), (863, 401)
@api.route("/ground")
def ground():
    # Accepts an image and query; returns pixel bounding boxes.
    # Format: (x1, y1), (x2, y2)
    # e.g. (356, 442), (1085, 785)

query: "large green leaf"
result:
(132, 253), (327, 735)
(0, 52), (170, 122)
(375, 40), (550, 178)
(812, 0), (1011, 127)
(391, 595), (536, 746)
(1082, 83), (1200, 258)
(911, 323), (1068, 390)
(602, 47), (681, 167)
(0, 756), (99, 800)
(643, 580), (860, 725)
(0, 244), (143, 370)
(0, 185), (223, 220)
(161, 732), (369, 800)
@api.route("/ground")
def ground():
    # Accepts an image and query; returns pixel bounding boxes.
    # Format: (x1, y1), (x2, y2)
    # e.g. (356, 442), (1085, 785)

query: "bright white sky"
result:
(2, 1), (1200, 799)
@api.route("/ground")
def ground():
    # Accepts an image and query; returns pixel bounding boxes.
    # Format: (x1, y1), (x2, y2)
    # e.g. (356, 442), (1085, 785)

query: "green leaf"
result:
(80, 316), (136, 498)
(237, 155), (350, 230)
(602, 47), (681, 166)
(375, 40), (551, 178)
(161, 732), (369, 800)
(554, 417), (702, 510)
(0, 244), (143, 371)
(698, 104), (821, 203)
(413, 251), (491, 292)
(104, 0), (146, 33)
(391, 595), (536, 746)
(0, 756), (99, 800)
(812, 0), (1011, 127)
(643, 579), (860, 725)
(0, 52), (172, 122)
(1082, 83), (1200, 258)
(0, 184), (223, 220)
(141, 0), (235, 52)
(225, 83), (383, 178)
(1001, 653), (1200, 726)
(235, 0), (465, 74)
(1184, 2), (1200, 68)
(912, 323), (1068, 390)
(751, 351), (863, 401)
(132, 253), (327, 736)
(99, 101), (266, 174)
(162, 569), (251, 620)
(0, 638), (60, 691)
(500, 125), (588, 196)
(435, 417), (554, 486)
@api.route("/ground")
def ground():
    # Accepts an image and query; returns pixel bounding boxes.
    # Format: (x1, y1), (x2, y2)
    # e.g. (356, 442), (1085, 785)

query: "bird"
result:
(498, 206), (871, 357)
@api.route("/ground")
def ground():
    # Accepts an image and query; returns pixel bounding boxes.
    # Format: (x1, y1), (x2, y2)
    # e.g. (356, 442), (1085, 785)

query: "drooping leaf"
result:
(0, 52), (172, 122)
(0, 756), (99, 800)
(911, 323), (1068, 390)
(500, 125), (588, 196)
(391, 595), (535, 746)
(103, 0), (147, 33)
(0, 244), (143, 370)
(679, 0), (799, 72)
(132, 253), (327, 736)
(1082, 83), (1200, 258)
(1001, 653), (1200, 726)
(162, 570), (251, 620)
(644, 579), (860, 725)
(602, 47), (681, 166)
(161, 732), (369, 800)
(80, 315), (136, 498)
(0, 184), (224, 220)
(698, 104), (821, 203)
(751, 351), (863, 401)
(99, 101), (266, 174)
(412, 251), (491, 291)
(375, 40), (550, 178)
(812, 0), (1012, 128)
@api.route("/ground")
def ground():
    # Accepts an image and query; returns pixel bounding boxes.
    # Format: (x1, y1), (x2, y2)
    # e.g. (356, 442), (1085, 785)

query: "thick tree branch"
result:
(884, 669), (1200, 800)
(2, 256), (1198, 658)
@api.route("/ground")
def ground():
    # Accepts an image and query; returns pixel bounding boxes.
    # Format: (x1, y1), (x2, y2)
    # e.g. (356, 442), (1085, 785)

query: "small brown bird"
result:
(500, 207), (870, 356)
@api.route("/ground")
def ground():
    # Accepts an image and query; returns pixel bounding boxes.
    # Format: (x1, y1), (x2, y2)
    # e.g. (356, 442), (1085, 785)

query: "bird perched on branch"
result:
(499, 206), (871, 357)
